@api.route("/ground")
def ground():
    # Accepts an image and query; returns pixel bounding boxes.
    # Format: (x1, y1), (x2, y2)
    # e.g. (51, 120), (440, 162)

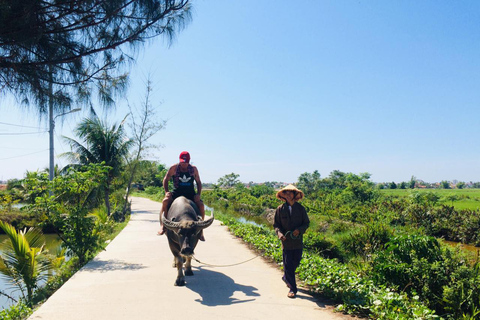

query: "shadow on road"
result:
(83, 259), (147, 273)
(185, 267), (259, 306)
(130, 219), (159, 223)
(132, 210), (157, 215)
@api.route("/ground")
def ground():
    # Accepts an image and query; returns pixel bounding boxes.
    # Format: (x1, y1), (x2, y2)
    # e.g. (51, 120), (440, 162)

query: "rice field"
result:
(381, 188), (480, 210)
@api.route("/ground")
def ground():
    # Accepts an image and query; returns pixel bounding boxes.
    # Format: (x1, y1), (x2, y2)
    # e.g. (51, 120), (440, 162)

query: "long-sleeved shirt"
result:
(273, 202), (309, 250)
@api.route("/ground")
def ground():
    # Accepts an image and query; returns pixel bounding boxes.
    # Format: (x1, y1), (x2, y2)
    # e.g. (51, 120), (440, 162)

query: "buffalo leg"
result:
(185, 256), (194, 276)
(174, 255), (185, 286)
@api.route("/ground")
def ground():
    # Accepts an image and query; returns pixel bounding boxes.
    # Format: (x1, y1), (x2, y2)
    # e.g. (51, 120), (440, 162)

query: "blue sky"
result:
(1, 0), (480, 184)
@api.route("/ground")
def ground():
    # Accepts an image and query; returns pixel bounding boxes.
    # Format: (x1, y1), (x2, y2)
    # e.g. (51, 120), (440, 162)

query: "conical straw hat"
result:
(276, 184), (304, 201)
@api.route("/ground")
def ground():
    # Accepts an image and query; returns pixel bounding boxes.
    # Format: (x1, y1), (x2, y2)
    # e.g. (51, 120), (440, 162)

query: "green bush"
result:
(144, 186), (161, 195)
(0, 301), (32, 320)
(372, 235), (480, 318)
(329, 219), (354, 233)
(441, 260), (480, 318)
(303, 231), (340, 259)
(340, 222), (394, 260)
(219, 213), (438, 319)
(25, 164), (108, 264)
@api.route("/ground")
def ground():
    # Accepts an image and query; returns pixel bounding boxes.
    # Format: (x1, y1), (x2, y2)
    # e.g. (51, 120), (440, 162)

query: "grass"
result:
(381, 188), (480, 210)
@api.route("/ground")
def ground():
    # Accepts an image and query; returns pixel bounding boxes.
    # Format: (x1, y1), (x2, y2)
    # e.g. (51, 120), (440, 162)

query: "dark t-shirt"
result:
(171, 164), (196, 200)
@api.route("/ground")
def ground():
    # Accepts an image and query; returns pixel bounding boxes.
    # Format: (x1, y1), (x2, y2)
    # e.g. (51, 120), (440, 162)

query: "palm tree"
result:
(44, 164), (62, 177)
(61, 115), (132, 215)
(0, 221), (52, 304)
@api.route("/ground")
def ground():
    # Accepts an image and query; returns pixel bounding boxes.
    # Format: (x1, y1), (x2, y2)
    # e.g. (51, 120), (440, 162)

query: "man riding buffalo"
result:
(158, 151), (206, 240)
(161, 196), (214, 286)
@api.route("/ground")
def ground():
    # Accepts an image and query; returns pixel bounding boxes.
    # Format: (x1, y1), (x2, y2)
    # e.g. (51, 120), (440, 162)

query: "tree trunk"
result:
(105, 185), (111, 216)
(122, 161), (139, 215)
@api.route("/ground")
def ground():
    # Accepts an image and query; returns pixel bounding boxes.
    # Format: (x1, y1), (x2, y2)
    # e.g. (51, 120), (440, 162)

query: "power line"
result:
(0, 149), (48, 160)
(0, 146), (45, 151)
(0, 131), (48, 135)
(0, 121), (42, 129)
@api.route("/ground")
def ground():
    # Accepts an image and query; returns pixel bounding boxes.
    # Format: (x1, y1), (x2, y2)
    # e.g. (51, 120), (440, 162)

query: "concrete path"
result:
(28, 197), (347, 320)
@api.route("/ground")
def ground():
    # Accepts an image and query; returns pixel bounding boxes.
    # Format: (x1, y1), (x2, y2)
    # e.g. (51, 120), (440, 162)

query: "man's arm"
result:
(294, 205), (309, 236)
(273, 207), (286, 241)
(193, 166), (202, 196)
(297, 206), (310, 234)
(163, 165), (176, 193)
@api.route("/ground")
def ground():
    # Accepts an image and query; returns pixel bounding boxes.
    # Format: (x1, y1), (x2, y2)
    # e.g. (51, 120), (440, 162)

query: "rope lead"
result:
(192, 254), (260, 268)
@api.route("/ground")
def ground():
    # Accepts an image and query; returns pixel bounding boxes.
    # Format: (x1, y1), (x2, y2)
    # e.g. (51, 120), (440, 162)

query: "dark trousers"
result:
(282, 248), (303, 293)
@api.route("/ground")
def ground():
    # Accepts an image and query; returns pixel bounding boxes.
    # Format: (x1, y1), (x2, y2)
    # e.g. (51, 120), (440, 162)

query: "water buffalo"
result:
(161, 196), (214, 286)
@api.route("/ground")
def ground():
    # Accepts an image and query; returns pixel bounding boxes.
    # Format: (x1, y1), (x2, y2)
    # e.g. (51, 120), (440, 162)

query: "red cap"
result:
(179, 151), (190, 163)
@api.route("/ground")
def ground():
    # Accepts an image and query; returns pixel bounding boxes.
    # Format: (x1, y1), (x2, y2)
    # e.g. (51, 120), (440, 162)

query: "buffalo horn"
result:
(161, 213), (181, 232)
(195, 212), (215, 230)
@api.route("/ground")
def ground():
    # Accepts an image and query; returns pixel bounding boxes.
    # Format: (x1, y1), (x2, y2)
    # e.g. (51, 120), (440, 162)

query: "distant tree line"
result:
(377, 176), (473, 190)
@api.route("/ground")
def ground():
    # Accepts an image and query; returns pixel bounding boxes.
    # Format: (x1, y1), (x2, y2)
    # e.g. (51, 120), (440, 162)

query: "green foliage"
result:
(24, 164), (109, 264)
(203, 186), (276, 218)
(250, 184), (275, 198)
(1, 0), (191, 115)
(409, 176), (417, 189)
(341, 173), (379, 204)
(62, 114), (133, 216)
(202, 171), (480, 319)
(297, 170), (321, 195)
(0, 300), (32, 320)
(403, 205), (480, 246)
(134, 161), (167, 188)
(216, 173), (241, 188)
(303, 231), (339, 258)
(0, 221), (53, 304)
(340, 222), (394, 261)
(0, 193), (20, 212)
(218, 213), (438, 319)
(0, 173), (130, 316)
(145, 186), (162, 195)
(373, 235), (443, 290)
(0, 210), (40, 233)
(441, 262), (480, 319)
(372, 235), (480, 318)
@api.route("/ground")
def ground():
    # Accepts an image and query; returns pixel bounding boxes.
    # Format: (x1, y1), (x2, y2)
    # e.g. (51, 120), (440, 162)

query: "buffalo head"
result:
(161, 212), (214, 256)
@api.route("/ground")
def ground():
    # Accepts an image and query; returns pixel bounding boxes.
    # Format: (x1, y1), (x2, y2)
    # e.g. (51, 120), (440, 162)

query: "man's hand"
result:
(279, 234), (286, 241)
(292, 229), (300, 237)
(194, 194), (201, 202)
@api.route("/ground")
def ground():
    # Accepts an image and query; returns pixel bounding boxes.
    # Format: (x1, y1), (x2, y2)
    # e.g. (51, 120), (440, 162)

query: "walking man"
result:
(273, 184), (309, 298)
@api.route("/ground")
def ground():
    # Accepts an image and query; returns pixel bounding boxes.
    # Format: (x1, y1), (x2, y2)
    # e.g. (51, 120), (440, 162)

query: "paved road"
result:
(28, 197), (347, 320)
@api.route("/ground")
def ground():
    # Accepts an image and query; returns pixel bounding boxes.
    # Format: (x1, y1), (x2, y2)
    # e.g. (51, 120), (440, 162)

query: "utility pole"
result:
(47, 66), (81, 181)
(49, 106), (81, 181)
(48, 78), (54, 181)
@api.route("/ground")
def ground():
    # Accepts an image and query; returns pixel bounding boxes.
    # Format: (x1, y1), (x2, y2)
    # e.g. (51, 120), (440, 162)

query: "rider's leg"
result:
(197, 199), (205, 220)
(158, 193), (173, 235)
(195, 198), (206, 241)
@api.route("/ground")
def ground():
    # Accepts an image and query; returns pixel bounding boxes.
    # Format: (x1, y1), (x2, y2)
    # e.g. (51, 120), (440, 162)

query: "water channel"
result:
(204, 204), (264, 227)
(442, 240), (480, 256)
